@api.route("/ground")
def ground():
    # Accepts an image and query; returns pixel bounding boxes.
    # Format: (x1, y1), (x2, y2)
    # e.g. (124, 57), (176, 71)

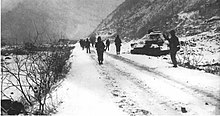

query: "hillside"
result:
(92, 0), (220, 75)
(93, 0), (220, 40)
(1, 0), (124, 44)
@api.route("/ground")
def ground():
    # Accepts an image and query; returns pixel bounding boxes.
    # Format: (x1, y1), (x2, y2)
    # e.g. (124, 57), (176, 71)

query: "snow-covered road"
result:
(55, 43), (220, 116)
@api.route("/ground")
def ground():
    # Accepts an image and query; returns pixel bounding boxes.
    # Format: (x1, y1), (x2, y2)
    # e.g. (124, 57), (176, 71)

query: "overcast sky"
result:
(1, 0), (124, 40)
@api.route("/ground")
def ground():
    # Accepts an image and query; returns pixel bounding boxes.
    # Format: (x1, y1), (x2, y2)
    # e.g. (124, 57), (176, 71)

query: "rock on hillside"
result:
(93, 0), (220, 40)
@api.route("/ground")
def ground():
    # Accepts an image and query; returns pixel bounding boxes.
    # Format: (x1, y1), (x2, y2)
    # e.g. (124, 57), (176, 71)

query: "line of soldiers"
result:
(79, 35), (122, 65)
(79, 38), (91, 53)
(80, 30), (180, 67)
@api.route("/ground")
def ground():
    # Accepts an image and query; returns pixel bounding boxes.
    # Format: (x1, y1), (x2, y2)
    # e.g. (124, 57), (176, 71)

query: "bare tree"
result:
(1, 20), (73, 114)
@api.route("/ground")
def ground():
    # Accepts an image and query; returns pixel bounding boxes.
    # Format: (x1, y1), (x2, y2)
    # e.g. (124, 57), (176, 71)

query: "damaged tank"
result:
(130, 32), (170, 56)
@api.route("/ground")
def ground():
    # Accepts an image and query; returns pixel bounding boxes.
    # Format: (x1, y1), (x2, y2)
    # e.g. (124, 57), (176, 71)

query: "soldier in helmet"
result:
(95, 36), (105, 64)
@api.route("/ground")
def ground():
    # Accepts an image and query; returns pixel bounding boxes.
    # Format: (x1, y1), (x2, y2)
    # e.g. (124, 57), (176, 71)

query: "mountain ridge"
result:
(93, 0), (220, 40)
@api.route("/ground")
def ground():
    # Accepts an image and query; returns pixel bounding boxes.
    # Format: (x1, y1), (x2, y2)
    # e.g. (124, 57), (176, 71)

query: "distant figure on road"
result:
(79, 39), (85, 50)
(90, 35), (96, 47)
(85, 38), (91, 53)
(95, 36), (105, 64)
(168, 30), (180, 67)
(105, 39), (110, 51)
(114, 35), (122, 55)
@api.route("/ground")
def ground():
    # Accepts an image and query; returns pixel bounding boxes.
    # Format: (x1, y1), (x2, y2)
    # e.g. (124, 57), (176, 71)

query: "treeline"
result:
(1, 40), (77, 56)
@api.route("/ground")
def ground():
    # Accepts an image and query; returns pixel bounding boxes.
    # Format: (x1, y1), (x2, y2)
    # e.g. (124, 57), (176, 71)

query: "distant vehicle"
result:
(130, 32), (170, 56)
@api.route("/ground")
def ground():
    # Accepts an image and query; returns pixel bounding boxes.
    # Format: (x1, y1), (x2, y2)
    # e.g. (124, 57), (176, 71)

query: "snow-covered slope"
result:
(91, 0), (220, 75)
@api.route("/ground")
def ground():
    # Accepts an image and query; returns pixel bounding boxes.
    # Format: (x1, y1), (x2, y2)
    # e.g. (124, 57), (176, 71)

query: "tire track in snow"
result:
(90, 51), (181, 115)
(90, 53), (151, 115)
(97, 59), (207, 115)
(90, 50), (219, 114)
(106, 52), (220, 109)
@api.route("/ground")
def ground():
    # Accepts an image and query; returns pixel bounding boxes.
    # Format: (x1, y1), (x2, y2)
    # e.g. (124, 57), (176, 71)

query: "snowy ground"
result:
(54, 43), (220, 116)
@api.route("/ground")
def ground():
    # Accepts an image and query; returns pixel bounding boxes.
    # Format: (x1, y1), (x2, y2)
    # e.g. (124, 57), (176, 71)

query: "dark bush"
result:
(1, 49), (28, 56)
(24, 42), (37, 51)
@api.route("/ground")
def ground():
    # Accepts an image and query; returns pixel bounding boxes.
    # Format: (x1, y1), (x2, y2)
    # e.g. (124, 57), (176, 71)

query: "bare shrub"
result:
(1, 45), (72, 115)
(177, 40), (204, 69)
